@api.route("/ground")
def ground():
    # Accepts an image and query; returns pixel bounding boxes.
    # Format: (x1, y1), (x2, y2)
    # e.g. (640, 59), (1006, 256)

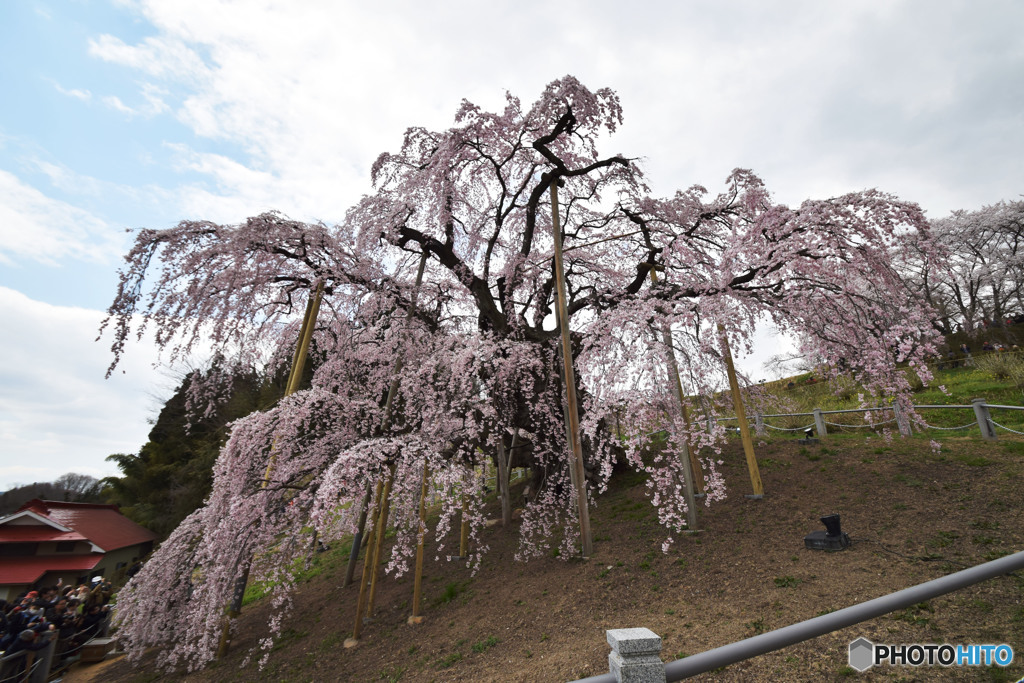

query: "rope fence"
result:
(920, 421), (976, 431)
(765, 423), (815, 432)
(628, 401), (1022, 442)
(823, 419), (894, 429)
(709, 400), (1024, 442)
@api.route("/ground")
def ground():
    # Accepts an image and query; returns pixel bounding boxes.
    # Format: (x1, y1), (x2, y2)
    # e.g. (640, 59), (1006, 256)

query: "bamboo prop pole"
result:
(262, 282), (324, 485)
(217, 282), (323, 659)
(216, 556), (251, 658)
(718, 324), (764, 497)
(285, 282), (324, 396)
(346, 479), (384, 646)
(680, 399), (704, 495)
(346, 251), (429, 643)
(549, 180), (594, 558)
(649, 269), (699, 531)
(667, 338), (704, 495)
(343, 252), (428, 587)
(459, 484), (471, 558)
(494, 430), (518, 526)
(495, 435), (512, 527)
(408, 460), (430, 624)
(342, 484), (372, 588)
(366, 466), (396, 619)
(284, 291), (316, 383)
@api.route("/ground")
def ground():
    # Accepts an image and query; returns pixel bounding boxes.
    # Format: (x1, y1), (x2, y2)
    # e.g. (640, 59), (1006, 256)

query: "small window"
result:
(55, 541), (76, 552)
(0, 542), (38, 556)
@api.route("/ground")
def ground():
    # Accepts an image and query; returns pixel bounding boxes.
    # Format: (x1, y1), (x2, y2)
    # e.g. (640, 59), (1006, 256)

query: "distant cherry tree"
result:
(918, 200), (1024, 335)
(105, 76), (943, 670)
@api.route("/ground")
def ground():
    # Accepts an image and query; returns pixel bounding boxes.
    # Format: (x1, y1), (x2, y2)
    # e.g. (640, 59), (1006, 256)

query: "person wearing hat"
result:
(84, 579), (112, 610)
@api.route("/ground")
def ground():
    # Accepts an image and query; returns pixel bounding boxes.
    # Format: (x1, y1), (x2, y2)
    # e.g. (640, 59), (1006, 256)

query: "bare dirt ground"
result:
(65, 434), (1024, 682)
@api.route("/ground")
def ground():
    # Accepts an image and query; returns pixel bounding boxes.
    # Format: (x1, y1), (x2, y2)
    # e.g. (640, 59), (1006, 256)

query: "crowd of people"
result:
(937, 340), (1020, 369)
(0, 578), (114, 666)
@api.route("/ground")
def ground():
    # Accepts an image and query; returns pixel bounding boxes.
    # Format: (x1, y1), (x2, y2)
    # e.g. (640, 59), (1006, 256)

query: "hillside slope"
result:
(75, 433), (1024, 682)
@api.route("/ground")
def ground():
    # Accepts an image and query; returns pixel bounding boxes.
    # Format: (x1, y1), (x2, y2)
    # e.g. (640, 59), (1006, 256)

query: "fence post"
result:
(606, 628), (665, 683)
(755, 413), (765, 437)
(812, 409), (827, 437)
(971, 398), (997, 441)
(28, 636), (56, 683)
(892, 401), (911, 437)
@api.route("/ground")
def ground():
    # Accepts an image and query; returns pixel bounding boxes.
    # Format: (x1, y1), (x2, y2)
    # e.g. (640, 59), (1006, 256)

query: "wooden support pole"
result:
(366, 467), (395, 619)
(219, 282), (323, 658)
(495, 432), (514, 527)
(718, 325), (764, 497)
(549, 181), (594, 558)
(343, 484), (372, 588)
(283, 286), (318, 392)
(459, 491), (470, 558)
(409, 461), (429, 624)
(347, 479), (384, 646)
(215, 561), (250, 659)
(263, 282), (323, 486)
(680, 400), (703, 495)
(285, 282), (324, 396)
(649, 269), (699, 530)
(344, 251), (428, 602)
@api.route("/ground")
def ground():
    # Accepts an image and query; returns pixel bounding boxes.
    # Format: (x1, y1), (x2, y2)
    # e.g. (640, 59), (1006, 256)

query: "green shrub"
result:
(975, 352), (1024, 389)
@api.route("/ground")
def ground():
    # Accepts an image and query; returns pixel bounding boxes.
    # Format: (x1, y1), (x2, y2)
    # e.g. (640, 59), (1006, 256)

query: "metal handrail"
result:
(574, 550), (1024, 682)
(0, 651), (29, 683)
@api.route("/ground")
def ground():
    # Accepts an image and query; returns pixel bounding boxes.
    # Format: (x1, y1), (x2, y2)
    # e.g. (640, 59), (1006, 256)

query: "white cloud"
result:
(0, 288), (178, 490)
(102, 94), (135, 115)
(76, 0), (1024, 226)
(100, 83), (169, 118)
(53, 83), (92, 101)
(34, 160), (107, 197)
(0, 170), (123, 266)
(88, 33), (209, 82)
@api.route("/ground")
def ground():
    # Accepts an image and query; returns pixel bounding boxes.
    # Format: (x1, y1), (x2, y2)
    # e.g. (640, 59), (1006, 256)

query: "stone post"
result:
(607, 628), (665, 683)
(892, 401), (911, 437)
(755, 413), (765, 437)
(971, 398), (997, 441)
(812, 409), (827, 437)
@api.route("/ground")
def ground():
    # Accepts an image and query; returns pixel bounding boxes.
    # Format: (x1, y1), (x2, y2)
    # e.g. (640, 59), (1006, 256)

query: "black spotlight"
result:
(804, 428), (814, 439)
(804, 513), (851, 551)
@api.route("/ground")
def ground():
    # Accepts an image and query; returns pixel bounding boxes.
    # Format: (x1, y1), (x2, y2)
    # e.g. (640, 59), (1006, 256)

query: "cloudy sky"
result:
(1, 0), (1021, 490)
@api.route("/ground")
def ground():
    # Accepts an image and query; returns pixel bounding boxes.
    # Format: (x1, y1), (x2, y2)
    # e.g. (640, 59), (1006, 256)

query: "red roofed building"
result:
(0, 500), (157, 601)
